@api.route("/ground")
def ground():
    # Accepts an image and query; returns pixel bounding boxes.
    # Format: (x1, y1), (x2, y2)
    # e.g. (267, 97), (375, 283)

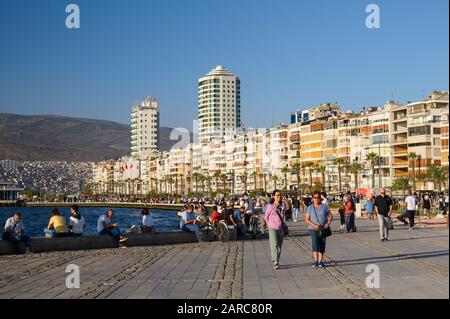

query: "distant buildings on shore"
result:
(92, 65), (449, 197)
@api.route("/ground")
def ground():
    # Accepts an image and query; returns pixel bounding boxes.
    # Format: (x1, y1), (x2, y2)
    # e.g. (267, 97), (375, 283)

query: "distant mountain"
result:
(0, 113), (192, 162)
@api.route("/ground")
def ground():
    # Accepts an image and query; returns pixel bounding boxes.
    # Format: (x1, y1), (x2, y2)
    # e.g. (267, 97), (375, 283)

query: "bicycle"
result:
(199, 220), (230, 242)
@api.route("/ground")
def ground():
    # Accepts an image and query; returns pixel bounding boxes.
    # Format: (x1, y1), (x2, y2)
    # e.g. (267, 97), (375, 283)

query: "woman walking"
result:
(265, 190), (286, 269)
(344, 194), (356, 232)
(305, 191), (333, 268)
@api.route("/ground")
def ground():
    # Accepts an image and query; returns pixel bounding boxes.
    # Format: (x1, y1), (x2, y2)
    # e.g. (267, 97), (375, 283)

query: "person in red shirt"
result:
(210, 206), (223, 225)
(344, 194), (356, 233)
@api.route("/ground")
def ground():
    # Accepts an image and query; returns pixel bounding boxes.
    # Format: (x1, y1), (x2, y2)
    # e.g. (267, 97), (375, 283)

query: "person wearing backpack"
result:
(265, 190), (286, 270)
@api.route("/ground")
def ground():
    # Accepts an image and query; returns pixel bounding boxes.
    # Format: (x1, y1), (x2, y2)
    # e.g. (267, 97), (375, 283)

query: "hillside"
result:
(0, 113), (188, 162)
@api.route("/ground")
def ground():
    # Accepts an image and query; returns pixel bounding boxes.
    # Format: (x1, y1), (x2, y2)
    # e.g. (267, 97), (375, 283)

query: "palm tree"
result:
(239, 171), (248, 193)
(407, 152), (417, 191)
(272, 175), (280, 190)
(281, 165), (290, 190)
(427, 164), (447, 192)
(229, 170), (236, 195)
(204, 175), (212, 194)
(166, 176), (174, 195)
(304, 162), (315, 190)
(416, 173), (428, 190)
(251, 170), (258, 192)
(192, 172), (201, 194)
(220, 173), (228, 193)
(291, 162), (302, 192)
(262, 173), (268, 193)
(315, 165), (327, 191)
(333, 158), (345, 193)
(366, 152), (380, 189)
(392, 175), (411, 197)
(349, 161), (363, 193)
(213, 171), (221, 192)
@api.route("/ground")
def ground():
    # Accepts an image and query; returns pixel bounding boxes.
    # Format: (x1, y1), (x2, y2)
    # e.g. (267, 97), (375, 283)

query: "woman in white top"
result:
(69, 205), (84, 236)
(141, 208), (154, 233)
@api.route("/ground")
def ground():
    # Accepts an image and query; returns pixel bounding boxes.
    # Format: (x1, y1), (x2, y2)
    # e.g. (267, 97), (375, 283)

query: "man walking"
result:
(374, 188), (393, 242)
(398, 190), (416, 230)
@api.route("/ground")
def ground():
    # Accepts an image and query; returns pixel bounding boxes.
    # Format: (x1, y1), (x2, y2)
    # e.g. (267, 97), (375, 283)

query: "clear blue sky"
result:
(0, 0), (448, 130)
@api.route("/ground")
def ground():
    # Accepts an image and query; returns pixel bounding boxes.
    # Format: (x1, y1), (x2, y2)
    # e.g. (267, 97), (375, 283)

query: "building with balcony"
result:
(131, 97), (160, 158)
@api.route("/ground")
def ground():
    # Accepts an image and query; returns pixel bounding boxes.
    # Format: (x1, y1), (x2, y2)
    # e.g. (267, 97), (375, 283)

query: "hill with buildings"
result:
(0, 113), (187, 162)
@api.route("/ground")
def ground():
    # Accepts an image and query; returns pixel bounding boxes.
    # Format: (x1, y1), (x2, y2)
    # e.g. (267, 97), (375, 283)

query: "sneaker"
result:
(318, 262), (325, 268)
(408, 227), (414, 230)
(380, 238), (385, 242)
(312, 262), (319, 268)
(384, 238), (389, 241)
(273, 262), (280, 269)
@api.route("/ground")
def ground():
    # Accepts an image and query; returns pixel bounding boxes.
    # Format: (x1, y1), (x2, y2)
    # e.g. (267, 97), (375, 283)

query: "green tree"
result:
(392, 175), (411, 197)
(272, 175), (280, 190)
(251, 170), (258, 192)
(407, 152), (417, 191)
(349, 161), (363, 193)
(304, 162), (315, 190)
(333, 158), (345, 192)
(291, 162), (302, 192)
(315, 165), (327, 192)
(281, 165), (290, 190)
(366, 152), (380, 189)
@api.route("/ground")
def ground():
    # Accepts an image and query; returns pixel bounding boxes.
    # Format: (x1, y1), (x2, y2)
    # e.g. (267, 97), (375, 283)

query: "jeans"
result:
(308, 229), (326, 253)
(377, 214), (389, 239)
(339, 210), (345, 226)
(268, 228), (283, 264)
(182, 224), (202, 242)
(99, 227), (121, 243)
(292, 208), (300, 221)
(345, 213), (356, 232)
(6, 234), (31, 250)
(398, 210), (415, 228)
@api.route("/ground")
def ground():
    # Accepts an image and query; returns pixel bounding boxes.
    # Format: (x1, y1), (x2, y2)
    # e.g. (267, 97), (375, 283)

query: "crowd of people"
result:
(3, 190), (449, 269)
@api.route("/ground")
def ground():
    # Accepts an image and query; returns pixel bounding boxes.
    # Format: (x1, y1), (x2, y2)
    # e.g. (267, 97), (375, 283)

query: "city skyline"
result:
(0, 0), (448, 130)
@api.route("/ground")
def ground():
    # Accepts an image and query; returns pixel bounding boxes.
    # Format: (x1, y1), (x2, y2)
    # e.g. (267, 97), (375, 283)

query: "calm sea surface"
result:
(0, 207), (181, 237)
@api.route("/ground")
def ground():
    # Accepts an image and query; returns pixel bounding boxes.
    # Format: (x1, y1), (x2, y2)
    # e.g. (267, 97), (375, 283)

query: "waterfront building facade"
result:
(131, 97), (160, 158)
(93, 91), (449, 197)
(198, 65), (241, 144)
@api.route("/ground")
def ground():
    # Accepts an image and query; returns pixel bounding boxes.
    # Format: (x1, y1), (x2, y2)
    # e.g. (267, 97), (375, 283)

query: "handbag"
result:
(313, 206), (332, 238)
(275, 205), (289, 236)
(387, 217), (394, 230)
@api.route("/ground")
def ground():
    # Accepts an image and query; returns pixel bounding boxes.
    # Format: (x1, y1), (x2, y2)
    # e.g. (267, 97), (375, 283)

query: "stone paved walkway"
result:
(0, 217), (448, 299)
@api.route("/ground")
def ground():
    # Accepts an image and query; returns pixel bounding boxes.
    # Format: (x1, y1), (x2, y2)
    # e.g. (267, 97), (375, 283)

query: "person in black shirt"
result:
(374, 188), (393, 242)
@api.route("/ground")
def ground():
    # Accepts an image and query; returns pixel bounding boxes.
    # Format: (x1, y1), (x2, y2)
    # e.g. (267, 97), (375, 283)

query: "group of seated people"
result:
(180, 202), (246, 242)
(2, 206), (156, 251)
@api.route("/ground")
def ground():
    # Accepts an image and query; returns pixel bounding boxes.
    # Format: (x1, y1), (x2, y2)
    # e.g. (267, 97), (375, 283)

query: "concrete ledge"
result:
(0, 231), (198, 255)
(124, 231), (197, 247)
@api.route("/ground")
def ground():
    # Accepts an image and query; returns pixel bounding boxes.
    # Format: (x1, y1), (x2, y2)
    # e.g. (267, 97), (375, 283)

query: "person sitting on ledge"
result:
(141, 208), (154, 233)
(180, 204), (202, 242)
(45, 208), (69, 238)
(69, 205), (85, 237)
(97, 209), (127, 244)
(2, 212), (31, 253)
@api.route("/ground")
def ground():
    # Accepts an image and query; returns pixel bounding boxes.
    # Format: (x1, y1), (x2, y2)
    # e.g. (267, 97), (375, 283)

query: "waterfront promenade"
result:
(0, 218), (448, 299)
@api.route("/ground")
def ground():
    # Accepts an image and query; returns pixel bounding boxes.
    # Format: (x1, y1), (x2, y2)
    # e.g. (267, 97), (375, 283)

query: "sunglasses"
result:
(313, 196), (320, 199)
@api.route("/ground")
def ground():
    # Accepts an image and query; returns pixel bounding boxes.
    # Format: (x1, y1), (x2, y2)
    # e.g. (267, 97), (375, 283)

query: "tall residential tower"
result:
(131, 97), (160, 158)
(198, 65), (241, 143)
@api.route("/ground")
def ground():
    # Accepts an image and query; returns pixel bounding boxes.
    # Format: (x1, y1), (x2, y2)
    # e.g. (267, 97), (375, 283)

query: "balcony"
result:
(393, 146), (408, 155)
(392, 159), (408, 167)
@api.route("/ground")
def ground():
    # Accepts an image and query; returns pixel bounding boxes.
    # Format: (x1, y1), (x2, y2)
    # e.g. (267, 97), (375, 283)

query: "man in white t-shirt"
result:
(398, 190), (416, 230)
(97, 209), (125, 244)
